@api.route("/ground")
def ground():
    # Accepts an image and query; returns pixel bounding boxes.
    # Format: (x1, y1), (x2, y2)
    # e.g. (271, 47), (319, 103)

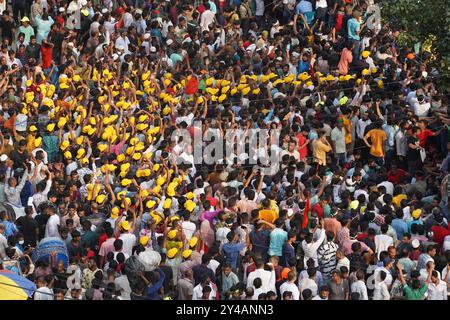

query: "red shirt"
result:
(387, 168), (407, 184)
(41, 46), (53, 69)
(296, 133), (308, 160)
(418, 129), (433, 147)
(206, 195), (218, 207)
(312, 203), (324, 219)
(336, 13), (344, 32)
(98, 233), (108, 248)
(431, 225), (450, 247)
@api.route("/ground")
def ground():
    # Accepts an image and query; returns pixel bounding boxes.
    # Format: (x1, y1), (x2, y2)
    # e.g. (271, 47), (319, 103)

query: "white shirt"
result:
(45, 214), (60, 238)
(374, 267), (393, 287)
(192, 283), (216, 300)
(207, 259), (220, 275)
(412, 100), (431, 117)
(373, 281), (390, 300)
(0, 233), (7, 259)
(374, 234), (394, 259)
(119, 233), (136, 257)
(114, 275), (132, 300)
(298, 277), (318, 299)
(280, 281), (300, 300)
(246, 268), (276, 293)
(34, 286), (53, 300)
(182, 221), (196, 240)
(427, 280), (447, 300)
(200, 10), (215, 31)
(301, 229), (326, 267)
(351, 280), (368, 300)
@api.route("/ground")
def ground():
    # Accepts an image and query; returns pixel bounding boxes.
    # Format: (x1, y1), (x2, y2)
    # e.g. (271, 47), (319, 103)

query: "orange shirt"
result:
(338, 115), (352, 144)
(365, 128), (387, 157)
(258, 209), (278, 224)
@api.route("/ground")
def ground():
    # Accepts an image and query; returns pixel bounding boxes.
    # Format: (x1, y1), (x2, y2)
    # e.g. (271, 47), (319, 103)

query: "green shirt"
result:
(18, 25), (35, 43)
(403, 283), (427, 300)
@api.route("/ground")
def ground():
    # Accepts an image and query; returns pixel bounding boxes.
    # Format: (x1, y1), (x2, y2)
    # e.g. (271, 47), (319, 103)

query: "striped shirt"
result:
(317, 241), (339, 279)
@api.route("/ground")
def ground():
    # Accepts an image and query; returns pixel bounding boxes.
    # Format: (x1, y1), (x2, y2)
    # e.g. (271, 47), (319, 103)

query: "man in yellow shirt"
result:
(258, 199), (278, 223)
(363, 121), (387, 164)
(312, 131), (332, 167)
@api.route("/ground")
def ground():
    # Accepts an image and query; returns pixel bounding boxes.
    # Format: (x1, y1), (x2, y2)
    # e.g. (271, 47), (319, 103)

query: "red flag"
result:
(302, 192), (310, 229)
(184, 76), (199, 95)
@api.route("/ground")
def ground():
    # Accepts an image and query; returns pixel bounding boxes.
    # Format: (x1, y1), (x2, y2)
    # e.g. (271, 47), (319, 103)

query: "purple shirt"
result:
(199, 210), (220, 228)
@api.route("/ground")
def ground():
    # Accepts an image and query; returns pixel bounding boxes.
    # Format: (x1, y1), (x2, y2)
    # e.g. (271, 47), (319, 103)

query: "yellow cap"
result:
(132, 153), (142, 161)
(362, 51), (370, 59)
(163, 198), (172, 209)
(167, 229), (177, 240)
(167, 248), (178, 259)
(412, 209), (422, 219)
(182, 249), (192, 259)
(46, 123), (55, 132)
(64, 151), (72, 159)
(96, 194), (106, 204)
(140, 236), (150, 246)
(146, 200), (156, 209)
(76, 148), (86, 159)
(121, 179), (132, 187)
(120, 220), (131, 231)
(189, 237), (198, 248)
(98, 144), (108, 153)
(186, 192), (195, 200)
(60, 140), (70, 150)
(29, 125), (37, 132)
(111, 207), (119, 219)
(362, 69), (370, 76)
(117, 154), (126, 162)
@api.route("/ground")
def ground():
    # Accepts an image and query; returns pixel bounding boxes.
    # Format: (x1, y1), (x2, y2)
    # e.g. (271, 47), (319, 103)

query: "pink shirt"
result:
(338, 48), (353, 75)
(99, 238), (116, 257)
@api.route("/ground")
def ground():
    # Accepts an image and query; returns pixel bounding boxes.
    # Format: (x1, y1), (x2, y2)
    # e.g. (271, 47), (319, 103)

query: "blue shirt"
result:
(222, 242), (245, 269)
(407, 220), (423, 233)
(281, 243), (295, 267)
(296, 0), (313, 15)
(209, 1), (217, 14)
(297, 60), (310, 73)
(347, 18), (361, 40)
(0, 220), (18, 238)
(391, 219), (408, 239)
(268, 228), (287, 257)
(145, 268), (165, 300)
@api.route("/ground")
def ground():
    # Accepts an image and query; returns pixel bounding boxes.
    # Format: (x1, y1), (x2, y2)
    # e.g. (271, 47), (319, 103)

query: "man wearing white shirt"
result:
(298, 268), (319, 299)
(374, 224), (394, 259)
(302, 222), (326, 267)
(427, 270), (447, 300)
(200, 3), (215, 31)
(246, 259), (276, 293)
(279, 271), (300, 300)
(351, 270), (368, 300)
(192, 276), (216, 300)
(45, 207), (60, 238)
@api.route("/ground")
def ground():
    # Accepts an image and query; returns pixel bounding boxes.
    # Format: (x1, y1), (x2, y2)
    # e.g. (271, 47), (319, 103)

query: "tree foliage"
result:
(381, 0), (450, 89)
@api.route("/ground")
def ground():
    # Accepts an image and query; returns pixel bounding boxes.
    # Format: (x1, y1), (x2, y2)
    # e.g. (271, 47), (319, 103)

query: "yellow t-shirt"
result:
(392, 194), (407, 208)
(339, 115), (352, 144)
(313, 139), (331, 165)
(365, 129), (387, 157)
(258, 209), (278, 224)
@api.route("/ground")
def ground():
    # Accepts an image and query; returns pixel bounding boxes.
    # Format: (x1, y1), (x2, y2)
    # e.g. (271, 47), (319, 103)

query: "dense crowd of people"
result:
(0, 0), (449, 300)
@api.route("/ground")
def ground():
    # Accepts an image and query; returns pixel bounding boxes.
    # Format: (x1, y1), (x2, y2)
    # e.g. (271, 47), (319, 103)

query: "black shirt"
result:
(407, 136), (420, 160)
(11, 149), (29, 170)
(159, 265), (173, 294)
(16, 215), (39, 247)
(34, 213), (49, 241)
